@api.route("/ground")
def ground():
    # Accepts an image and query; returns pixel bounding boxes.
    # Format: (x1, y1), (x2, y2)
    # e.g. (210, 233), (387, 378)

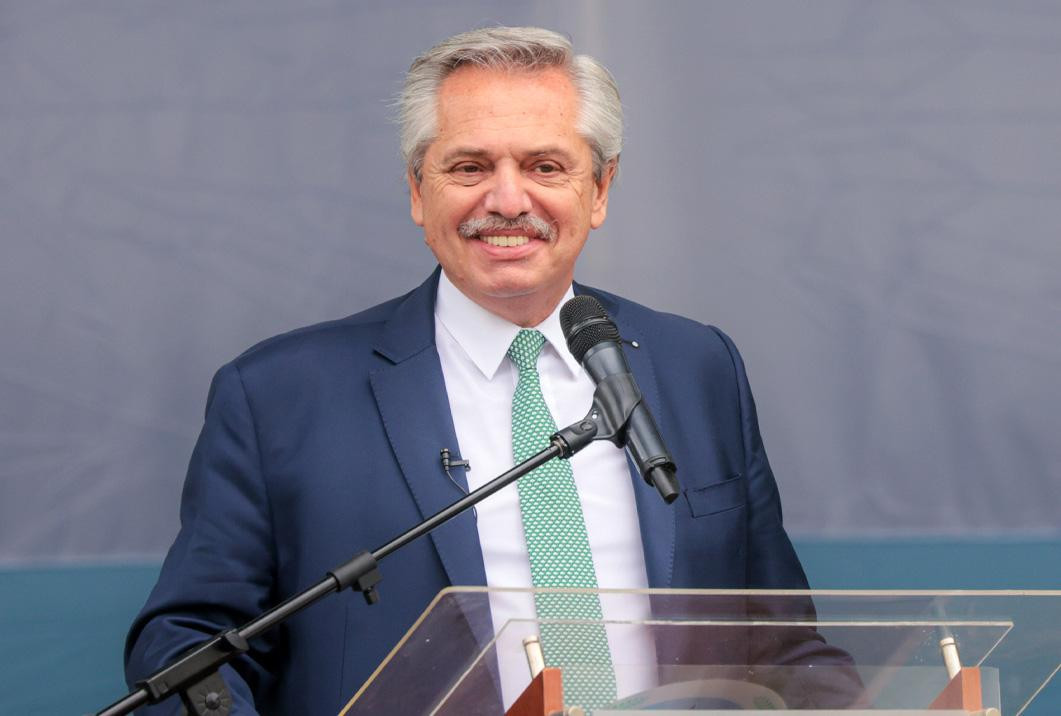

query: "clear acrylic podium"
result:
(340, 588), (1060, 715)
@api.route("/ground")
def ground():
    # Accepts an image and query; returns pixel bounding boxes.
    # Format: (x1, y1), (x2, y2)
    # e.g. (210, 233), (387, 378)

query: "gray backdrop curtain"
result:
(2, 1), (1059, 563)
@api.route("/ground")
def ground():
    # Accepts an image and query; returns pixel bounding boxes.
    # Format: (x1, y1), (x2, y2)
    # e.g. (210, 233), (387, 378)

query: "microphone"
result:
(560, 295), (680, 503)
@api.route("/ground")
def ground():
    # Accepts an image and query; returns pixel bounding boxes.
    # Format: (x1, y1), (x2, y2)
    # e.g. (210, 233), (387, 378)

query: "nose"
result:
(482, 163), (532, 218)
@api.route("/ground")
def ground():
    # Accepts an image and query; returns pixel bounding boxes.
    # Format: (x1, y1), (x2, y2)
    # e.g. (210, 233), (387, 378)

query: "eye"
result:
(534, 162), (561, 174)
(453, 163), (482, 174)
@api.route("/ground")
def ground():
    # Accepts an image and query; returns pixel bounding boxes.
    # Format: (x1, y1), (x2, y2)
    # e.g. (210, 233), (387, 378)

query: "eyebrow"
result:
(438, 146), (579, 165)
(527, 147), (578, 164)
(439, 147), (491, 165)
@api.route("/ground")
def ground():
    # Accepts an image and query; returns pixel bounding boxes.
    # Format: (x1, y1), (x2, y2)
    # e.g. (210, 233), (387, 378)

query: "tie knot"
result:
(508, 329), (546, 373)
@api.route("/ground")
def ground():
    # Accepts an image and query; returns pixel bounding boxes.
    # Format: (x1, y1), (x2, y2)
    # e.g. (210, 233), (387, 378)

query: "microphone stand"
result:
(96, 370), (664, 716)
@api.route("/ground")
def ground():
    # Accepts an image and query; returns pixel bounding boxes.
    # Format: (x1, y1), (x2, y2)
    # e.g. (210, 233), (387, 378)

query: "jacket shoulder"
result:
(578, 284), (739, 364)
(224, 290), (414, 382)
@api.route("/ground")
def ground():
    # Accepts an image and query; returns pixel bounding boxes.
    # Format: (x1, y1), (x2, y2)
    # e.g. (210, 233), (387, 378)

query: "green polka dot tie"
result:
(508, 329), (617, 712)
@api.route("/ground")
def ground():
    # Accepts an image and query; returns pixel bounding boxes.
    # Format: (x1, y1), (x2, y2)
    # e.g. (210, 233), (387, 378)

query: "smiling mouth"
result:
(479, 235), (530, 247)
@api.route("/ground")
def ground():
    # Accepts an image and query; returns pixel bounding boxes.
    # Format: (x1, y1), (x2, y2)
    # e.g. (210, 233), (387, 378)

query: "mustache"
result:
(457, 215), (557, 242)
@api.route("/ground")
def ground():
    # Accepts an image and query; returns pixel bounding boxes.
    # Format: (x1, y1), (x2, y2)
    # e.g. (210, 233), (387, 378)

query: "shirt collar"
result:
(435, 271), (582, 380)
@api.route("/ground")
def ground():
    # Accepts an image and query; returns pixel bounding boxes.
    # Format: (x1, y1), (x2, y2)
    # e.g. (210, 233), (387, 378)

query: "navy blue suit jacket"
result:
(126, 269), (817, 714)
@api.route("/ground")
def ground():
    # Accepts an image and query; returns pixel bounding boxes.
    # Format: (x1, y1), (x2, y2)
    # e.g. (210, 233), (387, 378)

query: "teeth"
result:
(480, 235), (530, 247)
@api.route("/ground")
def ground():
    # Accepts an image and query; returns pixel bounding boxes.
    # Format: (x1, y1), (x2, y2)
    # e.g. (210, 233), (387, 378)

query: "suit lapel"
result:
(370, 269), (487, 588)
(576, 286), (678, 589)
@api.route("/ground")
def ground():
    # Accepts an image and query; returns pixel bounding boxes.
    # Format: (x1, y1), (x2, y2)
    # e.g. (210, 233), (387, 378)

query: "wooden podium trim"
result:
(505, 667), (564, 716)
(929, 666), (983, 711)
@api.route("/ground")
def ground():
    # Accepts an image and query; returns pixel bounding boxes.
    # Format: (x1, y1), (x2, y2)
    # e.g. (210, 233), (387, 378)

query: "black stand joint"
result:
(329, 550), (382, 605)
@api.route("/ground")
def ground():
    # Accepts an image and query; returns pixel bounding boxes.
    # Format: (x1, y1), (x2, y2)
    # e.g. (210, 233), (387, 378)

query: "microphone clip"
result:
(585, 372), (680, 504)
(440, 447), (470, 472)
(439, 448), (474, 510)
(586, 372), (644, 446)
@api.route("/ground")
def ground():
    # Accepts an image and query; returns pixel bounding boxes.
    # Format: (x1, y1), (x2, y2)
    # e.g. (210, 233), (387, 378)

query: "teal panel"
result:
(0, 565), (159, 715)
(793, 537), (1061, 590)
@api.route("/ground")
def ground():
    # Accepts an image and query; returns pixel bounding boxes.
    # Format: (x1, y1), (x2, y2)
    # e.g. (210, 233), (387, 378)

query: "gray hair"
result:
(399, 26), (622, 182)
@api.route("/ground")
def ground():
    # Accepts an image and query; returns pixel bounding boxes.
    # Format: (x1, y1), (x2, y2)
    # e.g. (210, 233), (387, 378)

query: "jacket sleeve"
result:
(709, 326), (810, 590)
(124, 362), (279, 715)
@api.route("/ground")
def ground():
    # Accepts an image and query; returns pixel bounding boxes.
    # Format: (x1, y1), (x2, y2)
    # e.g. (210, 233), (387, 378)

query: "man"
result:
(126, 27), (838, 714)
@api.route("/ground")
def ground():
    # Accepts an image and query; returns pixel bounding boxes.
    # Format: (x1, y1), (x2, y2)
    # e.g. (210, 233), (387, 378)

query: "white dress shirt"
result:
(434, 272), (655, 706)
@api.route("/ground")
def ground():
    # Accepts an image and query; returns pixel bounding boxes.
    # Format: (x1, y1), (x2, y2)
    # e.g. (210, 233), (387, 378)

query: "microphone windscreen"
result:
(559, 295), (621, 363)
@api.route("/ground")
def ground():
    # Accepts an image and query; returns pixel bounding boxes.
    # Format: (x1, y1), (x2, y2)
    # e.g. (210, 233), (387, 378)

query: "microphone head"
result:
(560, 295), (621, 363)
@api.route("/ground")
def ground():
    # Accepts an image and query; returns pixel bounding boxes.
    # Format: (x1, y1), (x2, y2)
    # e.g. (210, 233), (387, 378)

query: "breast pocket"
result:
(684, 473), (745, 517)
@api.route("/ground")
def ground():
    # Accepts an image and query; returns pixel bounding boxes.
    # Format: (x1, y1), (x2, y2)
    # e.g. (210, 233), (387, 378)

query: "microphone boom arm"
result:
(98, 412), (603, 716)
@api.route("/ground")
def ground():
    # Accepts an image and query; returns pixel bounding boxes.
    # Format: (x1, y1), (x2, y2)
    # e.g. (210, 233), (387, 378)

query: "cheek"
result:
(427, 195), (478, 232)
(424, 217), (469, 262)
(424, 227), (452, 254)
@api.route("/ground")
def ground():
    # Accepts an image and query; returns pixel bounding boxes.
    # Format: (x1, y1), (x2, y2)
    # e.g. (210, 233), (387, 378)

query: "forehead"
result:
(432, 65), (583, 150)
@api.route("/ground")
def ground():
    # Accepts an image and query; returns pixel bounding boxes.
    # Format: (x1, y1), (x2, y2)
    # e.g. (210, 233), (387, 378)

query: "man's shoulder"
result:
(577, 284), (739, 361)
(240, 295), (404, 360)
(224, 280), (430, 384)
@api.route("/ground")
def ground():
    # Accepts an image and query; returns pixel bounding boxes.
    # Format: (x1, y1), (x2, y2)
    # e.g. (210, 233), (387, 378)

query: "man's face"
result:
(409, 65), (615, 325)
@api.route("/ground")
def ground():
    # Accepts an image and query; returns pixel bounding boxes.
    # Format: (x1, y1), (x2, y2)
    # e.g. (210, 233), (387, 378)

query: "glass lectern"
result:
(341, 588), (1060, 715)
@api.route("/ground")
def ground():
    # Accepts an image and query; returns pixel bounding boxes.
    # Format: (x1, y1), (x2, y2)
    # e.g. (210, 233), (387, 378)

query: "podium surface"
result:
(341, 588), (1060, 715)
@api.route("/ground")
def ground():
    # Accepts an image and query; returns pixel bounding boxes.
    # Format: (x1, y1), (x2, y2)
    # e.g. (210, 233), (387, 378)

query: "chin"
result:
(471, 269), (543, 298)
(480, 282), (541, 301)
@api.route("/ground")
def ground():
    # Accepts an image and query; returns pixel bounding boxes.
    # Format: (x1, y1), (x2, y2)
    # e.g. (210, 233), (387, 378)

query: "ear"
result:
(408, 168), (425, 226)
(589, 159), (618, 229)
